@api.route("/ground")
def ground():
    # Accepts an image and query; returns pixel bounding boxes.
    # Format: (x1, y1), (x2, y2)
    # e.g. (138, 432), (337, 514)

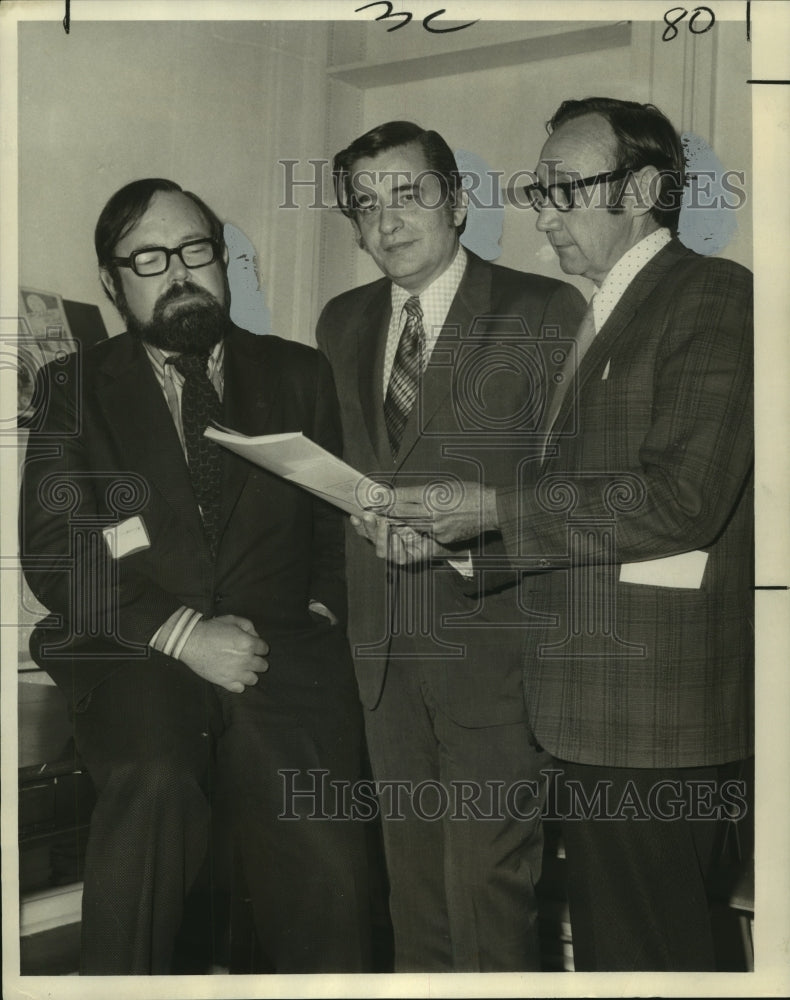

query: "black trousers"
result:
(70, 629), (371, 975)
(552, 757), (750, 971)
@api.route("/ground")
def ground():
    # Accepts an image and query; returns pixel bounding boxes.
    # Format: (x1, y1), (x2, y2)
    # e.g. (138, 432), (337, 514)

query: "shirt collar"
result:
(390, 245), (467, 341)
(593, 228), (672, 333)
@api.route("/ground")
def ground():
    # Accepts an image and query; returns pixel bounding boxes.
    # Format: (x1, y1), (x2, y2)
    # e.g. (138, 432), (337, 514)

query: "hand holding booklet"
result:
(204, 425), (384, 516)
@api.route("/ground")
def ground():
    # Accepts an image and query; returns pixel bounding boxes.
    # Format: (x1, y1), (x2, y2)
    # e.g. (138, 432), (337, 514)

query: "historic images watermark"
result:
(278, 160), (748, 213)
(279, 768), (749, 823)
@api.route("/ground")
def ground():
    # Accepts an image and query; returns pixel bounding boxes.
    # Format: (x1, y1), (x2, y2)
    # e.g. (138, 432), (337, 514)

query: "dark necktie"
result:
(170, 352), (222, 553)
(384, 296), (425, 458)
(540, 295), (598, 463)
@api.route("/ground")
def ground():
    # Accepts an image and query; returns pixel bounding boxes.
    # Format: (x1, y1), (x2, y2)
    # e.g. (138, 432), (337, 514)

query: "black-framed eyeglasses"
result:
(524, 168), (631, 212)
(110, 238), (220, 277)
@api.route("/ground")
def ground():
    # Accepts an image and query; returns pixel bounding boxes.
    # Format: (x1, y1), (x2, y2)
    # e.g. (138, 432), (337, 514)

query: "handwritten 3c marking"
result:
(355, 1), (479, 34)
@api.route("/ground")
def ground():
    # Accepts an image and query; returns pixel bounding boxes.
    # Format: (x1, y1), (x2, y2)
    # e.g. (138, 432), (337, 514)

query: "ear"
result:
(629, 165), (660, 218)
(221, 242), (229, 267)
(451, 187), (469, 229)
(99, 267), (118, 305)
(351, 218), (367, 253)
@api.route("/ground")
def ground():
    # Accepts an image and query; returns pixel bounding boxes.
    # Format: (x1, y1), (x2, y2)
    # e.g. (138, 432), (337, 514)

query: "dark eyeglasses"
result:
(524, 168), (631, 212)
(110, 238), (220, 277)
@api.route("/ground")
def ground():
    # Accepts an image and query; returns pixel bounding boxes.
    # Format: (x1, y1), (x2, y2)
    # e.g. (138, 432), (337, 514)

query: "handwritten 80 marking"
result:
(355, 1), (479, 33)
(663, 6), (716, 40)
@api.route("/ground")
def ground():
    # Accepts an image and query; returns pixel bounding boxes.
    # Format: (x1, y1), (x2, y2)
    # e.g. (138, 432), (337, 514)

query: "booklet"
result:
(204, 426), (382, 516)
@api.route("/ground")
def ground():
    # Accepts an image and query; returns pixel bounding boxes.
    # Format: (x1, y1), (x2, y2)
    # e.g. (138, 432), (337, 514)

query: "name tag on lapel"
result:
(601, 359), (611, 380)
(103, 516), (151, 559)
(619, 550), (708, 589)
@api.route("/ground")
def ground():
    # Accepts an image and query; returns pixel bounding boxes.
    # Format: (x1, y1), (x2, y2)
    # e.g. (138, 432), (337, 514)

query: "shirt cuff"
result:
(447, 550), (474, 579)
(150, 606), (203, 660)
(308, 599), (339, 625)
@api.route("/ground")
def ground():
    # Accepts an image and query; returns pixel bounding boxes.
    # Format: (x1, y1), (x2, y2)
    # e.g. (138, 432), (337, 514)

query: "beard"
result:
(119, 279), (232, 355)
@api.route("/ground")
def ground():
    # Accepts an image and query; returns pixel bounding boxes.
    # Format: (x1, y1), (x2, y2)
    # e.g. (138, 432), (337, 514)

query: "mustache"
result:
(155, 280), (217, 310)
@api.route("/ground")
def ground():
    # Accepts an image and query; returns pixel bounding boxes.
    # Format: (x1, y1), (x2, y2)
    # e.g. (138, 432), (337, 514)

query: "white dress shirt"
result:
(383, 246), (468, 392)
(592, 227), (672, 332)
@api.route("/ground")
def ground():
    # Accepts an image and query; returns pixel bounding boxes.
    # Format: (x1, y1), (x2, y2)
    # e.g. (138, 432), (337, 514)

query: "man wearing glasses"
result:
(357, 98), (754, 970)
(20, 178), (371, 974)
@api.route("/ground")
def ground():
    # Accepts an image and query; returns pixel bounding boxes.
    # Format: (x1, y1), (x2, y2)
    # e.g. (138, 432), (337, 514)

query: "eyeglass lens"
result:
(132, 240), (216, 276)
(526, 184), (572, 212)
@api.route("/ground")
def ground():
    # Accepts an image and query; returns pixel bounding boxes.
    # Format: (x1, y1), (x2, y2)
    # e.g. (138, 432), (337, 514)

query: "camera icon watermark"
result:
(1, 317), (81, 436)
(416, 313), (578, 447)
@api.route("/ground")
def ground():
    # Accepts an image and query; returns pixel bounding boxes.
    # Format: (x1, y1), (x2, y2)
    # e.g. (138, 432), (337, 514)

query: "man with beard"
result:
(19, 178), (371, 975)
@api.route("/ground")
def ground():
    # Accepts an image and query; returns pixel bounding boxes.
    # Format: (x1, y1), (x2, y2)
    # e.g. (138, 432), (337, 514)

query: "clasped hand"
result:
(181, 614), (269, 693)
(350, 481), (498, 565)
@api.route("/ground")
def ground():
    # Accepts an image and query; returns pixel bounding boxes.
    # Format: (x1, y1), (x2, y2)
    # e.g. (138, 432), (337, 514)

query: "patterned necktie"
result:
(384, 296), (425, 458)
(541, 295), (598, 464)
(171, 352), (222, 553)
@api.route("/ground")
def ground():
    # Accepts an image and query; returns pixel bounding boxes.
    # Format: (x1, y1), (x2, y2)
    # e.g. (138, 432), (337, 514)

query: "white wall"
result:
(360, 35), (639, 295)
(324, 19), (751, 302)
(19, 20), (332, 344)
(17, 17), (752, 337)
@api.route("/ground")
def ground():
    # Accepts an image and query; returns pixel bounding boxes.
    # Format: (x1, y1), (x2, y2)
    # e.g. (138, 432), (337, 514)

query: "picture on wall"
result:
(17, 287), (76, 426)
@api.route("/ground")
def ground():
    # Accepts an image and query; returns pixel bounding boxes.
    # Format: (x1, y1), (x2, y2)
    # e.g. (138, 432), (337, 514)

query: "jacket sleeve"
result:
(19, 356), (182, 657)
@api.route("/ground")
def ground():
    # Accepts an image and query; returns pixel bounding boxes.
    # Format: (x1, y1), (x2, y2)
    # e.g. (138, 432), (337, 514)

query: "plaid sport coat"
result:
(496, 239), (754, 767)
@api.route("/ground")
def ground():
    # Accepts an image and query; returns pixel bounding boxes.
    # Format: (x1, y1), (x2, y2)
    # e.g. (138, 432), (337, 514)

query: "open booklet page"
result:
(205, 426), (383, 516)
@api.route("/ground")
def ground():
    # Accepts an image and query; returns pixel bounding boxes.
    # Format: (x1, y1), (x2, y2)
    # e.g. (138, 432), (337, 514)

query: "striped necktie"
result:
(384, 296), (425, 459)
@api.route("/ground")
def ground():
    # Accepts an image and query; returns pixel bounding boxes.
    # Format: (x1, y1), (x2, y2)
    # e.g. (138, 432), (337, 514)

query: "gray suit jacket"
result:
(317, 251), (586, 726)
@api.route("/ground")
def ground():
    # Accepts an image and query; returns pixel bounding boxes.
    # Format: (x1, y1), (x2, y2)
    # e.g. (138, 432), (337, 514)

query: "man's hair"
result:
(332, 120), (466, 234)
(94, 178), (225, 294)
(548, 97), (685, 231)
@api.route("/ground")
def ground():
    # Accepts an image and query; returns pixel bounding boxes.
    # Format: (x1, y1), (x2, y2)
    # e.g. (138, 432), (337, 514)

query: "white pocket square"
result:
(601, 359), (611, 380)
(619, 550), (708, 589)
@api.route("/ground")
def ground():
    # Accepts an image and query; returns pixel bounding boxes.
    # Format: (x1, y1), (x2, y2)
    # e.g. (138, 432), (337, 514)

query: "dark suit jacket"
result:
(496, 239), (754, 767)
(316, 251), (586, 726)
(20, 326), (351, 707)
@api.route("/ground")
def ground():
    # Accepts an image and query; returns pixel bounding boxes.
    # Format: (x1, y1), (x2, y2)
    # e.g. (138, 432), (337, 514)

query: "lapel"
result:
(218, 327), (283, 535)
(354, 281), (394, 468)
(552, 238), (692, 436)
(395, 252), (493, 468)
(94, 335), (206, 546)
